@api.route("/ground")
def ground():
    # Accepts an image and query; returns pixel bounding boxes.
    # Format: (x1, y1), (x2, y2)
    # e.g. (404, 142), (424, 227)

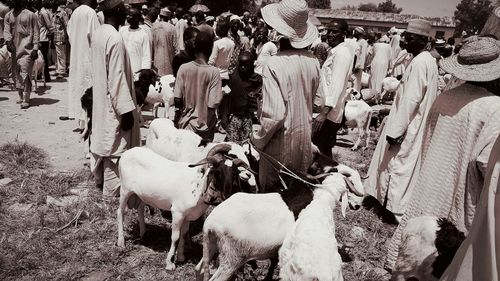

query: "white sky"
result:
(330, 0), (462, 17)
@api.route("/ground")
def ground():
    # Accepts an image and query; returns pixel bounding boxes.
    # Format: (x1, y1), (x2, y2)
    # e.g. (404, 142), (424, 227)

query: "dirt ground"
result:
(0, 77), (86, 172)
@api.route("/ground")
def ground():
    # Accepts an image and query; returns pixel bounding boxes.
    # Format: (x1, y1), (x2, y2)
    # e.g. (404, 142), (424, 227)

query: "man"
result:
(65, 0), (78, 18)
(174, 7), (188, 52)
(172, 26), (198, 77)
(140, 6), (158, 46)
(365, 19), (439, 223)
(174, 32), (222, 142)
(4, 0), (40, 109)
(53, 5), (69, 79)
(151, 8), (176, 76)
(119, 8), (151, 74)
(36, 2), (53, 82)
(252, 0), (320, 192)
(312, 19), (354, 157)
(91, 0), (139, 197)
(253, 26), (277, 75)
(352, 27), (368, 91)
(387, 35), (500, 272)
(208, 21), (234, 81)
(194, 11), (213, 37)
(65, 0), (100, 127)
(0, 1), (9, 45)
(369, 36), (392, 100)
(312, 30), (329, 68)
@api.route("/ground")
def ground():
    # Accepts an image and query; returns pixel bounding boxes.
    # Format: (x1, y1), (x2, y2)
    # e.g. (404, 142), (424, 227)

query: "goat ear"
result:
(341, 191), (348, 218)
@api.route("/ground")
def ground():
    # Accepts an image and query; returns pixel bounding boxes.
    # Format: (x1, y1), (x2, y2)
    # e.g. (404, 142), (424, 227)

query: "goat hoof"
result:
(165, 262), (176, 271)
(350, 147), (358, 151)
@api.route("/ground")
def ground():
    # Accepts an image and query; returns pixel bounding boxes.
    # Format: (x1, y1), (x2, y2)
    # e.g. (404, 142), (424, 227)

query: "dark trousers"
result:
(39, 41), (51, 81)
(312, 119), (342, 157)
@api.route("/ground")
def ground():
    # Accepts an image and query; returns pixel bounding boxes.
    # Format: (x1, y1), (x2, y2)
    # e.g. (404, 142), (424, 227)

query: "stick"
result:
(56, 209), (83, 232)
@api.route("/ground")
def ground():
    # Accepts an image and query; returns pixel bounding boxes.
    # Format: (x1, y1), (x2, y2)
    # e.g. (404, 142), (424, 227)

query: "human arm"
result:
(251, 64), (286, 149)
(208, 41), (218, 66)
(385, 60), (428, 140)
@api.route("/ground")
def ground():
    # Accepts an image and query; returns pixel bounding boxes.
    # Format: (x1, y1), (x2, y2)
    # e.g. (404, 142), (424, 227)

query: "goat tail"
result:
(336, 164), (365, 196)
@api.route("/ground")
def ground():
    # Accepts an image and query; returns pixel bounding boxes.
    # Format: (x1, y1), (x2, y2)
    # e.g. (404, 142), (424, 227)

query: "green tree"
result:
(358, 2), (378, 12)
(306, 0), (330, 9)
(377, 0), (402, 13)
(454, 0), (493, 36)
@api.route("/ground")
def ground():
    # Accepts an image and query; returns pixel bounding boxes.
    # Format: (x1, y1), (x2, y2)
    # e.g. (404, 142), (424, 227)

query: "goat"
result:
(195, 155), (365, 281)
(380, 76), (401, 102)
(117, 144), (257, 270)
(32, 50), (45, 90)
(391, 216), (465, 281)
(343, 88), (373, 151)
(134, 69), (175, 118)
(146, 118), (259, 168)
(80, 87), (93, 141)
(279, 173), (353, 281)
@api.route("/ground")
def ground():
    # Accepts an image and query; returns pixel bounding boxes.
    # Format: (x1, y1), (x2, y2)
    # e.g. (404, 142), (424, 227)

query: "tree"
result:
(306, 0), (331, 9)
(454, 0), (493, 36)
(377, 0), (402, 13)
(358, 3), (378, 12)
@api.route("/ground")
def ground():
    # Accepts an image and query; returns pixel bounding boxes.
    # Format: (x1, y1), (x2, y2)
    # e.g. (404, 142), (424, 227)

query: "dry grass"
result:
(0, 137), (396, 281)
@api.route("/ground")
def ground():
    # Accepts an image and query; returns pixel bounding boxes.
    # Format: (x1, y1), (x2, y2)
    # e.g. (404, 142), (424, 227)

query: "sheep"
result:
(32, 50), (45, 90)
(146, 118), (259, 168)
(279, 173), (353, 281)
(195, 155), (365, 281)
(117, 144), (257, 271)
(380, 76), (401, 103)
(344, 88), (373, 151)
(391, 216), (465, 281)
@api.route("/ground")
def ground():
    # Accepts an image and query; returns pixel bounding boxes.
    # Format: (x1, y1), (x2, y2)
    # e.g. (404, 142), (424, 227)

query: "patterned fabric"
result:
(226, 114), (253, 144)
(151, 21), (177, 76)
(386, 83), (500, 269)
(228, 32), (242, 75)
(53, 8), (68, 43)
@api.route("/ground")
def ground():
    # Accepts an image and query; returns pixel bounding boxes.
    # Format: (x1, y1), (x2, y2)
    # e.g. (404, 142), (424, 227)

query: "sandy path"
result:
(0, 78), (87, 172)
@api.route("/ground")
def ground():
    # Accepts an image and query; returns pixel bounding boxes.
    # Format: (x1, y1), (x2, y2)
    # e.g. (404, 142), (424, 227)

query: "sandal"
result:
(20, 102), (29, 109)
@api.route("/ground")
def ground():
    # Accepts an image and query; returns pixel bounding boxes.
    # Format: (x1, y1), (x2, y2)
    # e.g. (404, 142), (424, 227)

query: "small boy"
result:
(226, 51), (262, 143)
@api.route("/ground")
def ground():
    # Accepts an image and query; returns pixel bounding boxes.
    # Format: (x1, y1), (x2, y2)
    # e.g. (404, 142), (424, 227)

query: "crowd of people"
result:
(2, 0), (500, 279)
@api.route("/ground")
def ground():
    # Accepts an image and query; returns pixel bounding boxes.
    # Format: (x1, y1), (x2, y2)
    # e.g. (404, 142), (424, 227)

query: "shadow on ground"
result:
(29, 97), (59, 107)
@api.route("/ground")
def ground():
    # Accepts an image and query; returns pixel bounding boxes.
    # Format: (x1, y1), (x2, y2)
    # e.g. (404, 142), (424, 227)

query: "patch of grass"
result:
(0, 138), (396, 281)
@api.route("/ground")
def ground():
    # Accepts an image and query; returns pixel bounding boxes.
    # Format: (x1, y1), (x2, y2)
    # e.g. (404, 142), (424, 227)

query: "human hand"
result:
(313, 112), (327, 133)
(120, 111), (134, 131)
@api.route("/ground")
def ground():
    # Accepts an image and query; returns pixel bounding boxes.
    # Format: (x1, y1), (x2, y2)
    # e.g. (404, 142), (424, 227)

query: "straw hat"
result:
(354, 26), (365, 34)
(261, 0), (318, 49)
(406, 19), (431, 37)
(97, 0), (123, 10)
(440, 36), (500, 82)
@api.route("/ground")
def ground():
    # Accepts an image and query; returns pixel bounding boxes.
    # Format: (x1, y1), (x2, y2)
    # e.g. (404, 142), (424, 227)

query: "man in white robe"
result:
(365, 19), (438, 222)
(119, 8), (151, 74)
(91, 0), (140, 197)
(352, 27), (368, 91)
(66, 0), (100, 126)
(313, 19), (354, 157)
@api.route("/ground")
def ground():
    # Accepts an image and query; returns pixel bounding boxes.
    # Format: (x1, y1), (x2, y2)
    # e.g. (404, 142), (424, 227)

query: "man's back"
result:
(151, 21), (176, 75)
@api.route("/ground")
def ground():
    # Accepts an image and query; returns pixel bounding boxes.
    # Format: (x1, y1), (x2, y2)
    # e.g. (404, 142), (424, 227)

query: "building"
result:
(309, 9), (456, 39)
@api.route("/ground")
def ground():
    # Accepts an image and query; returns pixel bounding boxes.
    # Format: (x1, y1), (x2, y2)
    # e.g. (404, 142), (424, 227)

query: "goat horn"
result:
(206, 143), (232, 157)
(188, 156), (223, 168)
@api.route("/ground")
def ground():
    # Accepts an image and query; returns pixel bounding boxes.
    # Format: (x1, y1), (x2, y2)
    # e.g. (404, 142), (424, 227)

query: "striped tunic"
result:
(252, 49), (320, 192)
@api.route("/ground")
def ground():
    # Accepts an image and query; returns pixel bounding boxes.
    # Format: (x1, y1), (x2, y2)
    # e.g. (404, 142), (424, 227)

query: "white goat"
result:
(195, 164), (365, 281)
(146, 118), (259, 166)
(392, 216), (465, 281)
(380, 76), (401, 102)
(279, 173), (354, 281)
(145, 74), (176, 118)
(344, 88), (373, 150)
(117, 145), (255, 270)
(32, 50), (45, 90)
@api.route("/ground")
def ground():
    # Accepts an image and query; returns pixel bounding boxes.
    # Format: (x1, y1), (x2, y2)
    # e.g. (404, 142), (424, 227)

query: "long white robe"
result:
(369, 42), (392, 93)
(90, 24), (140, 158)
(67, 4), (100, 119)
(366, 51), (438, 217)
(440, 134), (500, 281)
(119, 26), (151, 74)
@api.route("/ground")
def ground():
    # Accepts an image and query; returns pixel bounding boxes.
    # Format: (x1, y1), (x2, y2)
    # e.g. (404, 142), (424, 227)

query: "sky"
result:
(330, 0), (462, 17)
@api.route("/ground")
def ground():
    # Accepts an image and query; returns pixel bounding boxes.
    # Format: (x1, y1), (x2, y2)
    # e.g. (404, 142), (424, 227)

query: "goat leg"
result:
(165, 212), (183, 270)
(264, 257), (278, 281)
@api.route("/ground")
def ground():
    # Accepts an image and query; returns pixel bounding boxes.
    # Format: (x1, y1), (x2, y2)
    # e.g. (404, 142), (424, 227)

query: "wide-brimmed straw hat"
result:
(440, 36), (500, 82)
(261, 0), (318, 49)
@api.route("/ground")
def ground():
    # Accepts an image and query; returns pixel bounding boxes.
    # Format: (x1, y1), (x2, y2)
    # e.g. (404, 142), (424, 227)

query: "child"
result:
(226, 51), (262, 143)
